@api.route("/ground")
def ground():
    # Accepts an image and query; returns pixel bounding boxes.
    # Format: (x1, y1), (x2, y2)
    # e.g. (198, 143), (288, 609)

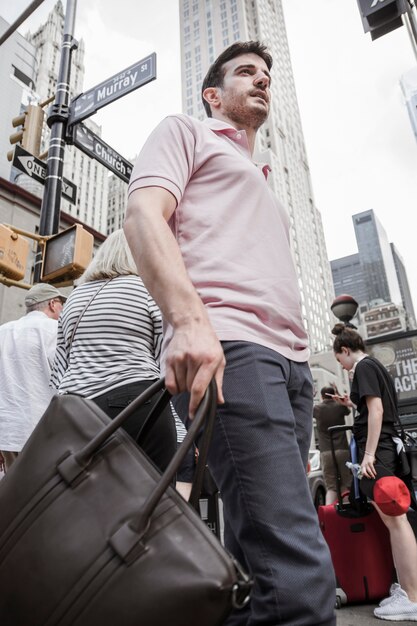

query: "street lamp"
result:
(331, 294), (359, 328)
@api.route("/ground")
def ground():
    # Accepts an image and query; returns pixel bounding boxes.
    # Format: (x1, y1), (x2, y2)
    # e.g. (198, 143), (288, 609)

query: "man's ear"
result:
(202, 86), (221, 112)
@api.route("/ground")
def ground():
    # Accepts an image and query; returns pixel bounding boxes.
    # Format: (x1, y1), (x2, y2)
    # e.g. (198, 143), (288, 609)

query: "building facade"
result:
(107, 173), (128, 234)
(353, 209), (402, 308)
(179, 0), (335, 353)
(331, 253), (370, 313)
(391, 242), (416, 329)
(0, 17), (37, 182)
(24, 1), (108, 234)
(331, 209), (415, 335)
(363, 302), (407, 339)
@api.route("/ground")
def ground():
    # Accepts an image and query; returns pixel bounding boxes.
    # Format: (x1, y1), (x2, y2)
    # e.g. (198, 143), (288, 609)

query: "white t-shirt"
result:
(0, 311), (57, 451)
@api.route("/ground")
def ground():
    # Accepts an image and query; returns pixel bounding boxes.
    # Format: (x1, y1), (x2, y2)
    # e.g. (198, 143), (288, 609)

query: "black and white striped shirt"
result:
(50, 275), (162, 399)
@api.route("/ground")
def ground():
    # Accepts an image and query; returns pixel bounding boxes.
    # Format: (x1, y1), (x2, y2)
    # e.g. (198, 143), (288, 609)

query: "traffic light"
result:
(7, 104), (45, 162)
(0, 224), (30, 281)
(41, 225), (94, 285)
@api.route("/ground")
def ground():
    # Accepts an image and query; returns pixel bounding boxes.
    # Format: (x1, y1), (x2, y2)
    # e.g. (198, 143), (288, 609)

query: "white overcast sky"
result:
(2, 0), (417, 311)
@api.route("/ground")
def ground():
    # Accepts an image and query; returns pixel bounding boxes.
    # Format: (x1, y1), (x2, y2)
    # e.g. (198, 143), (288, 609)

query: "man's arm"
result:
(124, 186), (225, 416)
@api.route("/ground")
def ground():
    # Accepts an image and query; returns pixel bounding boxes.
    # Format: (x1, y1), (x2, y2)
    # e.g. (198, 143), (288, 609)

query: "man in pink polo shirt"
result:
(125, 41), (336, 625)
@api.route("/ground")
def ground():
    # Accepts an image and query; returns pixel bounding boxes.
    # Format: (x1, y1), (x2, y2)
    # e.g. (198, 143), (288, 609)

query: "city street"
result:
(337, 604), (388, 626)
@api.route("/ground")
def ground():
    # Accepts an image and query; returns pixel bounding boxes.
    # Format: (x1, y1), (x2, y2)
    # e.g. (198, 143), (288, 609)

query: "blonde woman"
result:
(50, 229), (177, 472)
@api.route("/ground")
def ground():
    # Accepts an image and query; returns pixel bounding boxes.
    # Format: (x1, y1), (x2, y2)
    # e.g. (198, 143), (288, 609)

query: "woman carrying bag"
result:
(331, 323), (417, 622)
(50, 229), (177, 473)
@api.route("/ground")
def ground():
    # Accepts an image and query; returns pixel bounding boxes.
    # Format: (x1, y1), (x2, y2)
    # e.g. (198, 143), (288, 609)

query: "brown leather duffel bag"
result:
(0, 379), (251, 626)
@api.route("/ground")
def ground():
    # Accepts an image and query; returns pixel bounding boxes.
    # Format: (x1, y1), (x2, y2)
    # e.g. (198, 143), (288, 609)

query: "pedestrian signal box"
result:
(41, 224), (93, 285)
(0, 224), (29, 281)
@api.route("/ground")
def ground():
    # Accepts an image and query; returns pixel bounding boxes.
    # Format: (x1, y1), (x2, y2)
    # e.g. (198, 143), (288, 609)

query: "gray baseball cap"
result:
(25, 283), (67, 307)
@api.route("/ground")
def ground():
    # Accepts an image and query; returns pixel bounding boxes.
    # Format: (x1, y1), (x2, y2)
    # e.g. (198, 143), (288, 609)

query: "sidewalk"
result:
(336, 603), (413, 625)
(337, 604), (377, 625)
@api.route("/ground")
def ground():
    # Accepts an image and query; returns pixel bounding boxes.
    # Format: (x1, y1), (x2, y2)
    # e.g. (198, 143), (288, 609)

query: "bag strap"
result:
(189, 398), (217, 509)
(365, 356), (407, 441)
(57, 379), (217, 520)
(68, 278), (112, 349)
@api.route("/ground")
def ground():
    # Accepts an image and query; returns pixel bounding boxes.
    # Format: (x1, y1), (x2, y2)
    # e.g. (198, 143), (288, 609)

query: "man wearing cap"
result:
(0, 283), (66, 473)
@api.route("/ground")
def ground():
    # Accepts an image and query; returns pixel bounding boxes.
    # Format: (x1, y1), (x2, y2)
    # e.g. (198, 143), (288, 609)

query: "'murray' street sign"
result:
(72, 123), (133, 183)
(12, 145), (77, 204)
(69, 53), (156, 126)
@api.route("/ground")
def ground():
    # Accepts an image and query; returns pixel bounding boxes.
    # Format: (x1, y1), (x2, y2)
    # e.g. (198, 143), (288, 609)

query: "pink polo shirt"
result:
(128, 114), (309, 363)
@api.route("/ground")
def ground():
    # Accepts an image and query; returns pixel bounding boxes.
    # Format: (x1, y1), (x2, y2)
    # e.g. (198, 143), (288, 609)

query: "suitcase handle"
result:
(327, 425), (352, 506)
(58, 380), (217, 526)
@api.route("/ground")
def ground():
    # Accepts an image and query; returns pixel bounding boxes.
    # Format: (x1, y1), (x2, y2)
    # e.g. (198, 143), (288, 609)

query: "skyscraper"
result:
(330, 253), (369, 311)
(391, 242), (416, 328)
(179, 0), (335, 352)
(107, 173), (128, 234)
(353, 209), (402, 307)
(331, 209), (415, 332)
(25, 1), (108, 233)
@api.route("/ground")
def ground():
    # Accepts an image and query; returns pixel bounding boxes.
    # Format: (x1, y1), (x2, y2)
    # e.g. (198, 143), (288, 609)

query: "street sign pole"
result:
(404, 1), (417, 60)
(34, 0), (78, 282)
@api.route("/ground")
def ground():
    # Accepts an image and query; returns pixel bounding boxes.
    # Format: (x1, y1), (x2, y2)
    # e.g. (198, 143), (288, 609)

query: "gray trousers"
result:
(208, 342), (336, 626)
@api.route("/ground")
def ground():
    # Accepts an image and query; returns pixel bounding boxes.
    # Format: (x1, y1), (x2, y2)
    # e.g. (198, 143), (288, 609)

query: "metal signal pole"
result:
(404, 1), (417, 61)
(33, 0), (78, 282)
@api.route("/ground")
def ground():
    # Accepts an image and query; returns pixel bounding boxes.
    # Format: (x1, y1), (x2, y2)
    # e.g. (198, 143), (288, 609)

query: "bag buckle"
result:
(230, 555), (252, 609)
(232, 583), (251, 609)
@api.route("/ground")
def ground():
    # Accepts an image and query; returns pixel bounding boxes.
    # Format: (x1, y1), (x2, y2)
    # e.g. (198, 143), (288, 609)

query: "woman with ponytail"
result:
(332, 323), (417, 621)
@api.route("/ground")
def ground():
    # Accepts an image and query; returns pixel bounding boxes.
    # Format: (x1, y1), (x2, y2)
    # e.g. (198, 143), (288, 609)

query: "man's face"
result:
(216, 53), (271, 129)
(49, 298), (64, 320)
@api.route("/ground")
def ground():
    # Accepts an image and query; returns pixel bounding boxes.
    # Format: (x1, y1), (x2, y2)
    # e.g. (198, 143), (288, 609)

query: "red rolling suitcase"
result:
(318, 425), (395, 607)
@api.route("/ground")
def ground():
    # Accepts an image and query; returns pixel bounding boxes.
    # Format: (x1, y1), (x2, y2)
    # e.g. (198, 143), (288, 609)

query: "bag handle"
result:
(109, 381), (218, 562)
(57, 379), (217, 516)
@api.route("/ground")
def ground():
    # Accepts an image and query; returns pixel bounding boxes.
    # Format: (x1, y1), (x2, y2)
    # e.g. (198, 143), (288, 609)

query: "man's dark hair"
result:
(321, 386), (336, 400)
(201, 40), (273, 117)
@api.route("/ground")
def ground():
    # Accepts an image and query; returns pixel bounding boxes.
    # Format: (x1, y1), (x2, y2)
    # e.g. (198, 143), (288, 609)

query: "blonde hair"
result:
(78, 229), (138, 284)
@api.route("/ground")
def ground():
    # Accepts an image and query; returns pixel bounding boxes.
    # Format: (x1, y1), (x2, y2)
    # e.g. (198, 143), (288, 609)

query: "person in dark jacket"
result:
(314, 386), (351, 504)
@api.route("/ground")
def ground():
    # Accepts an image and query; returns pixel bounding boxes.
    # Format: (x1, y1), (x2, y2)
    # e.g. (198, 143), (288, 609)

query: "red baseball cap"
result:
(373, 476), (411, 516)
